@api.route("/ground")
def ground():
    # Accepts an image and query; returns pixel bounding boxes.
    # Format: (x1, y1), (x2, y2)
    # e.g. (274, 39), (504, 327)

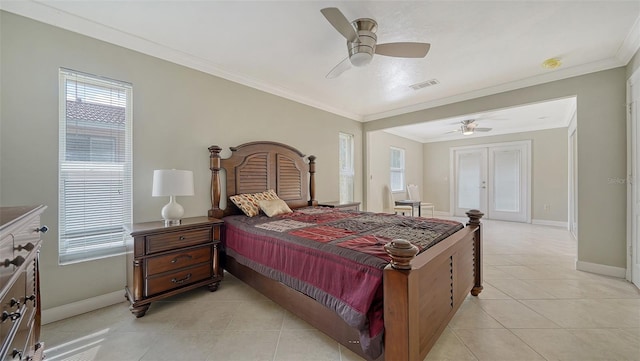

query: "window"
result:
(339, 133), (355, 203)
(58, 69), (132, 264)
(390, 147), (405, 192)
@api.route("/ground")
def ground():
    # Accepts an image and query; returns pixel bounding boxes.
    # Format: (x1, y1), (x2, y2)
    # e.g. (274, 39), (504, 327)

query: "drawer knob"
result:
(36, 225), (48, 233)
(11, 349), (22, 359)
(171, 273), (192, 284)
(2, 256), (25, 268)
(9, 298), (20, 308)
(14, 242), (35, 252)
(170, 254), (193, 264)
(179, 235), (186, 240)
(1, 311), (21, 322)
(25, 294), (36, 304)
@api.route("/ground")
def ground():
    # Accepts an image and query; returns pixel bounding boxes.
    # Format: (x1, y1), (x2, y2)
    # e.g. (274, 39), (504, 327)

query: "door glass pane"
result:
(494, 150), (520, 212)
(457, 152), (481, 209)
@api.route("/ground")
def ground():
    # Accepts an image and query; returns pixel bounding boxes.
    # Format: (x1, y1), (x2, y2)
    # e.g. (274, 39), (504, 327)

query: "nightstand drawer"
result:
(145, 245), (211, 276)
(146, 227), (211, 254)
(146, 263), (211, 296)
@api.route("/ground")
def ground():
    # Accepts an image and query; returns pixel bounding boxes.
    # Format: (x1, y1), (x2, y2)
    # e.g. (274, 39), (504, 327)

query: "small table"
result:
(395, 200), (421, 217)
(318, 201), (360, 211)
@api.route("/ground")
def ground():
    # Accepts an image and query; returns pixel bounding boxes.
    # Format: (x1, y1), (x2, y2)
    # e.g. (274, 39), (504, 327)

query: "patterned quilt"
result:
(222, 207), (463, 359)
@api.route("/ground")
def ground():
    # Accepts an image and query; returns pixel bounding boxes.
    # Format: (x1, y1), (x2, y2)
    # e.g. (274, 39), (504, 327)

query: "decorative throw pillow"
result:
(230, 189), (280, 217)
(258, 199), (292, 217)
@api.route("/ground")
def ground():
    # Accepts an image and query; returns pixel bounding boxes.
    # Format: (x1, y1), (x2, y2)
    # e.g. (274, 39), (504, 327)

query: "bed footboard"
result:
(383, 210), (483, 361)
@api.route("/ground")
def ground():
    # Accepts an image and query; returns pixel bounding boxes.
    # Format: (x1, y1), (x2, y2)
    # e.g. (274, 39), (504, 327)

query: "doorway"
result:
(451, 140), (531, 222)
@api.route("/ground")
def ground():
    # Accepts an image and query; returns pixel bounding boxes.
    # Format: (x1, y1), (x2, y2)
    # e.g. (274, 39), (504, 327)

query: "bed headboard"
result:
(208, 141), (317, 218)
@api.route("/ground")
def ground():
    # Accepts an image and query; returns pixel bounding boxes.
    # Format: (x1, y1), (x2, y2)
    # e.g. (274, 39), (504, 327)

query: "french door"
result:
(452, 141), (531, 222)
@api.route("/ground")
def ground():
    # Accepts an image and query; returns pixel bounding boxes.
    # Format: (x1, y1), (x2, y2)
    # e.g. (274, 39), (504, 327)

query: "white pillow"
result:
(258, 199), (292, 217)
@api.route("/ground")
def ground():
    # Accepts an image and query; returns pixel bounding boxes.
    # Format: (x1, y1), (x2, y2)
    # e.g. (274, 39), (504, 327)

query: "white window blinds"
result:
(390, 147), (405, 192)
(339, 132), (354, 203)
(58, 69), (132, 264)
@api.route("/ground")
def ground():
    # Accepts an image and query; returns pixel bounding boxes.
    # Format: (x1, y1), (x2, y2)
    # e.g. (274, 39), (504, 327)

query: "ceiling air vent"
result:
(409, 79), (439, 90)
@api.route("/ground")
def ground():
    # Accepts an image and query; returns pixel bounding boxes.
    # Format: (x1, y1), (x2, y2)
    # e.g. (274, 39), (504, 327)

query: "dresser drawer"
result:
(11, 217), (40, 258)
(2, 305), (29, 361)
(145, 228), (211, 254)
(1, 272), (25, 341)
(145, 245), (211, 277)
(145, 263), (211, 297)
(0, 234), (14, 288)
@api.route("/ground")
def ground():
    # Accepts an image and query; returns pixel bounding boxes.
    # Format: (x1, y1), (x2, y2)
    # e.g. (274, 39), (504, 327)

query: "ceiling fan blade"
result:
(474, 128), (493, 132)
(375, 42), (430, 58)
(326, 57), (352, 79)
(445, 129), (461, 134)
(321, 8), (359, 43)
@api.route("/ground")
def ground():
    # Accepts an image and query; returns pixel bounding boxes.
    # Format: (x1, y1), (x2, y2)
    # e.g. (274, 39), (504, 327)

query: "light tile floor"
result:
(42, 219), (640, 361)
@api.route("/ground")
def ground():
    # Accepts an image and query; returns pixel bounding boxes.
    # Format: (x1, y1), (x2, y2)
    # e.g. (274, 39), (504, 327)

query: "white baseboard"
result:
(42, 290), (125, 325)
(576, 260), (627, 278)
(532, 219), (568, 228)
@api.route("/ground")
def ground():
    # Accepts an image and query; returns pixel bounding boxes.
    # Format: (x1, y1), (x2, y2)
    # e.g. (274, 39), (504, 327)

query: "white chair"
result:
(407, 184), (435, 218)
(386, 185), (413, 215)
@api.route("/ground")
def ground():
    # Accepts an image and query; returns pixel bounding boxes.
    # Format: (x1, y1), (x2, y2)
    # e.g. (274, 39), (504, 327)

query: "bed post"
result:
(383, 239), (419, 360)
(466, 209), (484, 296)
(308, 155), (317, 206)
(208, 145), (223, 219)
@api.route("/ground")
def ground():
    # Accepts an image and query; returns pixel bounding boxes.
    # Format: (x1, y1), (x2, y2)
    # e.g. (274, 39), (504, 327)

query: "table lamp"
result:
(152, 169), (194, 226)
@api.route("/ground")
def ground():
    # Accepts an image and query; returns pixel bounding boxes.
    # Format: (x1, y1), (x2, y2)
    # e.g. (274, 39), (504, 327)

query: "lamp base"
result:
(164, 219), (181, 227)
(161, 196), (185, 227)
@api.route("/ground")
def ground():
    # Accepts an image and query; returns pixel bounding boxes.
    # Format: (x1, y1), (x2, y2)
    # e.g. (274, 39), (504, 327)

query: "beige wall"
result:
(422, 128), (568, 222)
(365, 69), (628, 270)
(627, 48), (640, 79)
(0, 12), (363, 310)
(366, 131), (423, 212)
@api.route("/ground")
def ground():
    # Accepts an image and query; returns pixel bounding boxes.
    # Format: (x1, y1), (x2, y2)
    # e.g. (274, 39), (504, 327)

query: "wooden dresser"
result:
(124, 216), (223, 317)
(0, 206), (46, 361)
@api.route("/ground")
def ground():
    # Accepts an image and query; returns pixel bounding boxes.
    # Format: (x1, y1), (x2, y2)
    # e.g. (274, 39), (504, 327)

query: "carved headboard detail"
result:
(208, 141), (317, 218)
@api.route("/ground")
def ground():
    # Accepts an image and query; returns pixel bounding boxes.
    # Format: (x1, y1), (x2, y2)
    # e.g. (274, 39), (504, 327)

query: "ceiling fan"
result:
(320, 7), (431, 79)
(447, 120), (492, 136)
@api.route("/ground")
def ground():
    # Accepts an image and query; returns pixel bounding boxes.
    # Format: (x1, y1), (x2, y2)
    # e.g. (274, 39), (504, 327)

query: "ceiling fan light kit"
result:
(447, 119), (493, 136)
(348, 18), (377, 67)
(462, 126), (475, 135)
(321, 7), (431, 78)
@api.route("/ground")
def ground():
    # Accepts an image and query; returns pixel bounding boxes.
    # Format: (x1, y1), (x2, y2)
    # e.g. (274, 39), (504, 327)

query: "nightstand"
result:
(318, 201), (361, 211)
(124, 216), (223, 317)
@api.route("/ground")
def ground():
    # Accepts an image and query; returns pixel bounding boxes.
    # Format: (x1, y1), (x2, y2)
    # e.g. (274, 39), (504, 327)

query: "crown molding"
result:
(616, 14), (640, 64)
(2, 2), (637, 125)
(0, 1), (363, 122)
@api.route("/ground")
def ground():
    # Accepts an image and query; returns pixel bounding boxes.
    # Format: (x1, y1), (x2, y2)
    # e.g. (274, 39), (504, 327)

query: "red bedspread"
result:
(223, 207), (463, 359)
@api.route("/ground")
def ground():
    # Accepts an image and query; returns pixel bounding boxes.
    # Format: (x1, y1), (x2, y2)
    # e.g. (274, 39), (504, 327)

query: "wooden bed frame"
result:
(208, 141), (483, 361)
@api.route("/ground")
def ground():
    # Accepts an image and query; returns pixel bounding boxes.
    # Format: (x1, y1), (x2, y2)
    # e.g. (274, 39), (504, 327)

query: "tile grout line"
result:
(271, 310), (286, 361)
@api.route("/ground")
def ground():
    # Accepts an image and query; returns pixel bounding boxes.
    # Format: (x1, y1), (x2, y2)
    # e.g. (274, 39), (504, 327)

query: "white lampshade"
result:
(152, 169), (194, 197)
(152, 169), (194, 226)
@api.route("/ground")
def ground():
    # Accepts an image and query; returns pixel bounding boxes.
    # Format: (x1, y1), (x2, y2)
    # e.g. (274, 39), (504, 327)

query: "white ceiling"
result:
(2, 1), (639, 129)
